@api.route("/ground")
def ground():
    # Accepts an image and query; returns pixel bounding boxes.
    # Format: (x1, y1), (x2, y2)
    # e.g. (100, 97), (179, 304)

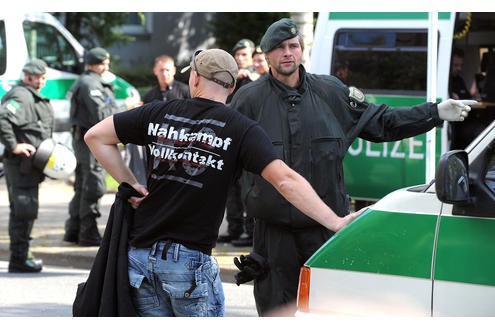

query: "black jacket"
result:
(69, 70), (119, 129)
(231, 65), (442, 227)
(73, 183), (141, 317)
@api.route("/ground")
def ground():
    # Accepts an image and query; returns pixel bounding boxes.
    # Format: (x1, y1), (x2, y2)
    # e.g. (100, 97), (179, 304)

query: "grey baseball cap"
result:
(22, 59), (47, 75)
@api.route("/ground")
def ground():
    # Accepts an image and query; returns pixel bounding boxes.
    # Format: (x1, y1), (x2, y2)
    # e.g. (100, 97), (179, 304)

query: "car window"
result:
(23, 21), (81, 74)
(332, 28), (428, 95)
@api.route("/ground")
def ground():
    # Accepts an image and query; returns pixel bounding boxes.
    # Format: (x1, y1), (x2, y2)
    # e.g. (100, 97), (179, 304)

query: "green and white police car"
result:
(297, 118), (495, 316)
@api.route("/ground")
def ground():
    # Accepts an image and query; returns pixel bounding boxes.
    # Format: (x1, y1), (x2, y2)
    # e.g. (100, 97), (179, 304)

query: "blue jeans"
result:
(128, 241), (225, 317)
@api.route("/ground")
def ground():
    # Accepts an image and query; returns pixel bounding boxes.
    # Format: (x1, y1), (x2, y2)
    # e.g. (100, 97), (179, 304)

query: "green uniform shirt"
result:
(0, 82), (54, 154)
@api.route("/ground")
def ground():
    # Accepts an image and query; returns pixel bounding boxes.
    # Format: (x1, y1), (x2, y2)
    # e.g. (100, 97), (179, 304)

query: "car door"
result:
(433, 130), (495, 316)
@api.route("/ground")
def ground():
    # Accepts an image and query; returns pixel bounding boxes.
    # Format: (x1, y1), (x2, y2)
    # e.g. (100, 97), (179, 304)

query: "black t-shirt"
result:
(114, 97), (278, 254)
(142, 80), (190, 104)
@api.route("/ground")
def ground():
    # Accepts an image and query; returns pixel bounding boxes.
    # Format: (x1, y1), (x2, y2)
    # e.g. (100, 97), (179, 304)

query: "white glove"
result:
(437, 99), (477, 122)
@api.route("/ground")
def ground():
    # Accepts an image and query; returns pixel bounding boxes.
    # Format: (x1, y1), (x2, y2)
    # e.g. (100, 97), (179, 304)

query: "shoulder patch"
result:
(90, 89), (103, 97)
(6, 100), (20, 115)
(349, 86), (365, 103)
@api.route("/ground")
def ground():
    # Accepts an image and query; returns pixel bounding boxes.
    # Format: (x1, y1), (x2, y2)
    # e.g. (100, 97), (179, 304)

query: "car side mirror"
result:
(436, 150), (470, 204)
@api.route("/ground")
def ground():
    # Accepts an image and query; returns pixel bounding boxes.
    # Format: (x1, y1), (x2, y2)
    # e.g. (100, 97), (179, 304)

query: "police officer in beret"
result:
(0, 59), (54, 273)
(230, 18), (474, 316)
(226, 38), (258, 104)
(63, 47), (131, 246)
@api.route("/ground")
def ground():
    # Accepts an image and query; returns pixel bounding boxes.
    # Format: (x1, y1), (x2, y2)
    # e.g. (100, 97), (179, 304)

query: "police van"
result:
(309, 12), (495, 207)
(0, 12), (140, 170)
(296, 12), (495, 316)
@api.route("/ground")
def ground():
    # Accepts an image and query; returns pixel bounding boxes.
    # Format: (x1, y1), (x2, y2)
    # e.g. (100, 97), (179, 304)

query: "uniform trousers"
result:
(4, 157), (44, 260)
(253, 219), (333, 316)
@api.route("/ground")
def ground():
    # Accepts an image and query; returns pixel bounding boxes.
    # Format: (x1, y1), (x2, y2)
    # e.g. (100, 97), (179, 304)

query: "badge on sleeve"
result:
(90, 89), (103, 97)
(6, 100), (20, 115)
(348, 86), (366, 108)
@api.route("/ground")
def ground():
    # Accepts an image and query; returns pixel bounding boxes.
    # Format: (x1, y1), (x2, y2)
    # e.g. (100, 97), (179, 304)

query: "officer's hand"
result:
(13, 143), (36, 157)
(233, 253), (269, 286)
(234, 255), (252, 285)
(437, 99), (477, 122)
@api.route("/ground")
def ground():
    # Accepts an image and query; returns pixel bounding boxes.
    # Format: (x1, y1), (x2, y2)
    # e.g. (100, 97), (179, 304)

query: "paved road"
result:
(0, 176), (258, 317)
(0, 260), (256, 317)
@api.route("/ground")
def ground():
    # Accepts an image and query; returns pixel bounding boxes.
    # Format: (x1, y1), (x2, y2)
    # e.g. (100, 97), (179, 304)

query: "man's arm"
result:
(261, 159), (364, 232)
(84, 116), (148, 201)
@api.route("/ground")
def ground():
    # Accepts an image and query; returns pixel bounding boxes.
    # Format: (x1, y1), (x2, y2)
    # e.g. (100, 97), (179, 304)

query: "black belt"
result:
(159, 239), (212, 257)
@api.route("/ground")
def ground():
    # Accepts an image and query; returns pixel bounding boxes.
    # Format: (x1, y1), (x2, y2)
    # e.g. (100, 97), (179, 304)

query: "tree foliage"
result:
(51, 12), (135, 49)
(210, 12), (290, 51)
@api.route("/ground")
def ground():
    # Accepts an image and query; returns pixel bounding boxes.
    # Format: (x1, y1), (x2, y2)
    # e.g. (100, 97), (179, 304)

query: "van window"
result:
(23, 21), (81, 74)
(0, 21), (6, 75)
(332, 29), (428, 95)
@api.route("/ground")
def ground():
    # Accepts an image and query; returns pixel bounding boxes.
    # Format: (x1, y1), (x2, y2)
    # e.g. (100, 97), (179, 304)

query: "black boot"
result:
(78, 216), (102, 247)
(63, 216), (80, 243)
(9, 257), (42, 273)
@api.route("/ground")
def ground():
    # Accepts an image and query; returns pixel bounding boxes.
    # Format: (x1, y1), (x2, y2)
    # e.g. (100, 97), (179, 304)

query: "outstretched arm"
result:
(261, 159), (365, 232)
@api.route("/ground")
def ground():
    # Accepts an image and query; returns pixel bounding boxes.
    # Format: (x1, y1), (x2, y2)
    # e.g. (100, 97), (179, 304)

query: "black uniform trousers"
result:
(252, 219), (333, 316)
(66, 127), (107, 235)
(4, 157), (44, 260)
(225, 180), (247, 238)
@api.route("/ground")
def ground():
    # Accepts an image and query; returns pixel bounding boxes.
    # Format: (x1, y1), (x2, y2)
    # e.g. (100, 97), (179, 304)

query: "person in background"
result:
(0, 59), (54, 273)
(63, 47), (140, 247)
(125, 55), (190, 185)
(83, 48), (364, 316)
(226, 38), (257, 104)
(334, 60), (350, 84)
(230, 17), (475, 316)
(252, 45), (269, 76)
(142, 55), (190, 103)
(449, 48), (478, 100)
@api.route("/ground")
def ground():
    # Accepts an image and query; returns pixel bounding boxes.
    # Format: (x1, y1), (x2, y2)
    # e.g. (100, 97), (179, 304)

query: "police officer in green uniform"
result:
(230, 18), (474, 316)
(0, 59), (54, 273)
(63, 47), (121, 246)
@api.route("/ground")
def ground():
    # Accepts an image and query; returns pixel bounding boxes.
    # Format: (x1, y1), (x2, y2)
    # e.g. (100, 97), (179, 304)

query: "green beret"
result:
(85, 47), (110, 65)
(232, 39), (255, 53)
(260, 18), (299, 53)
(22, 59), (47, 75)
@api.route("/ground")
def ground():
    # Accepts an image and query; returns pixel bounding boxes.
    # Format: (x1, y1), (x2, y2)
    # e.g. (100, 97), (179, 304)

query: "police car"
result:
(296, 117), (495, 316)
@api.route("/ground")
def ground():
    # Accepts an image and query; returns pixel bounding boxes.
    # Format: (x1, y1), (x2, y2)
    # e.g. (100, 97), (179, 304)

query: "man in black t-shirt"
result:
(84, 48), (363, 317)
(142, 55), (190, 103)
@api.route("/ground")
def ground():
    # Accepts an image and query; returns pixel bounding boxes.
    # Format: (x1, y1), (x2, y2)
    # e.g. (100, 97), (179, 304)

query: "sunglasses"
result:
(191, 49), (203, 72)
